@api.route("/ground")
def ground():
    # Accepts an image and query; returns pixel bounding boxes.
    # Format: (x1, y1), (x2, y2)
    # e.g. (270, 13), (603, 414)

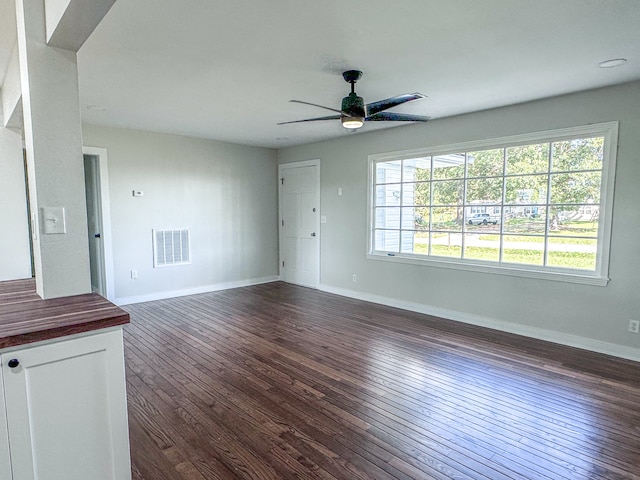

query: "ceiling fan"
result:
(278, 70), (429, 130)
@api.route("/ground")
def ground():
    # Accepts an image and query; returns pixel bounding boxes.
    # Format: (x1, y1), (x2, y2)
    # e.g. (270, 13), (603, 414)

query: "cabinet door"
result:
(1, 329), (131, 480)
(0, 365), (13, 480)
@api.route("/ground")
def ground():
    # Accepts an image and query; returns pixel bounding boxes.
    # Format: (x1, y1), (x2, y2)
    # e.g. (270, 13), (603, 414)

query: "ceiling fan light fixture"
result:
(341, 116), (364, 129)
(341, 92), (366, 129)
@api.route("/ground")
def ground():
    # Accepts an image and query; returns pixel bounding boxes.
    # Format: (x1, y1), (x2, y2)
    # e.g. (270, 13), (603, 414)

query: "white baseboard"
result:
(319, 284), (640, 363)
(114, 276), (280, 306)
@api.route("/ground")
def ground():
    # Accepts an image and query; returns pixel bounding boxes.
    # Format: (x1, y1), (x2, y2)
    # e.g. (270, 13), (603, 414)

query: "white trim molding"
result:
(114, 275), (279, 306)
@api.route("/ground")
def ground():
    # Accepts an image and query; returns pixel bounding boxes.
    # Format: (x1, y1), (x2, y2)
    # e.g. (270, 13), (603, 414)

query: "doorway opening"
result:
(83, 147), (115, 300)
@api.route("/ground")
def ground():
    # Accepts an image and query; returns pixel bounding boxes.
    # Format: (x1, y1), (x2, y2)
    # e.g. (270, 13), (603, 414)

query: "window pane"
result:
(401, 231), (429, 255)
(466, 177), (503, 203)
(552, 137), (604, 172)
(550, 172), (601, 204)
(505, 174), (548, 204)
(549, 206), (599, 237)
(503, 207), (547, 234)
(403, 182), (430, 206)
(465, 207), (502, 232)
(375, 207), (400, 229)
(375, 230), (400, 252)
(431, 232), (462, 258)
(502, 235), (544, 265)
(467, 149), (504, 178)
(431, 207), (462, 232)
(432, 153), (465, 179)
(463, 233), (500, 262)
(403, 157), (431, 181)
(432, 180), (464, 205)
(376, 160), (401, 184)
(402, 207), (430, 230)
(375, 184), (401, 206)
(506, 143), (550, 175)
(547, 237), (597, 270)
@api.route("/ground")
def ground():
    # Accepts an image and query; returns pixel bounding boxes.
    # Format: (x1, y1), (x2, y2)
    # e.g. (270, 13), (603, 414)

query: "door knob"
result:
(311, 232), (316, 237)
(94, 233), (101, 238)
(7, 358), (19, 368)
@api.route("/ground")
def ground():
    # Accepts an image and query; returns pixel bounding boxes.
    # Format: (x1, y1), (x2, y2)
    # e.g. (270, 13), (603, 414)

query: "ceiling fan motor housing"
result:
(342, 93), (366, 118)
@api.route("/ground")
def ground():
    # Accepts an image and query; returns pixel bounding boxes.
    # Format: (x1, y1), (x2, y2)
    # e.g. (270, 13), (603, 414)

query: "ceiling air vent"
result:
(153, 229), (190, 267)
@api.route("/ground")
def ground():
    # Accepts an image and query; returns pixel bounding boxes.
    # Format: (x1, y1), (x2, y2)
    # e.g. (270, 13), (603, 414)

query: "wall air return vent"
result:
(153, 229), (190, 267)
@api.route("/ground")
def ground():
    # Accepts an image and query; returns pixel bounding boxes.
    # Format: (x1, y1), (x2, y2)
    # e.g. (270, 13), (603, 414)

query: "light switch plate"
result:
(42, 207), (66, 234)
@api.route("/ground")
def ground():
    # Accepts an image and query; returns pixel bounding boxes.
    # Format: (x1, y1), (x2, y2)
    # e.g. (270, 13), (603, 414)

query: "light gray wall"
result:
(278, 81), (640, 357)
(82, 125), (279, 302)
(0, 127), (32, 281)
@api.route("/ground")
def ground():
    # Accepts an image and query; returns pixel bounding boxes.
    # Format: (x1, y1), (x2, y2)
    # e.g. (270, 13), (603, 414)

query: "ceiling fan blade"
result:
(277, 114), (341, 125)
(289, 100), (351, 116)
(366, 93), (427, 116)
(365, 112), (430, 122)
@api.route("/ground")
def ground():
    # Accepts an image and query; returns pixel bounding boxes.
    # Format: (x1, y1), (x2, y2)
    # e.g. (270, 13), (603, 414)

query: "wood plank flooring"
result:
(122, 282), (640, 480)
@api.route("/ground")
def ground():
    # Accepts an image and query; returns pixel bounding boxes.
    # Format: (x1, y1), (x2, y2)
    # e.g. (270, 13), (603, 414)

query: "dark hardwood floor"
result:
(122, 282), (640, 480)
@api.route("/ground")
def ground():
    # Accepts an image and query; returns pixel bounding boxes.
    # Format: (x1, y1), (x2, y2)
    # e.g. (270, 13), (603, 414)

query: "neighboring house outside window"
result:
(368, 122), (618, 285)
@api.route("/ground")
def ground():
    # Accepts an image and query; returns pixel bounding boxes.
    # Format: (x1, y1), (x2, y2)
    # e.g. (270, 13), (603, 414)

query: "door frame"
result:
(278, 159), (321, 288)
(82, 146), (115, 301)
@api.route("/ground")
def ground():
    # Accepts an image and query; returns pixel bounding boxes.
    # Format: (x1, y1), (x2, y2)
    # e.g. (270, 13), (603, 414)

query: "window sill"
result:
(367, 252), (610, 286)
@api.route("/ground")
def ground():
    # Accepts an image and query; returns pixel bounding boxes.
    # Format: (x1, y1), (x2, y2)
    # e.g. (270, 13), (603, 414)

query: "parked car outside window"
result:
(468, 213), (499, 225)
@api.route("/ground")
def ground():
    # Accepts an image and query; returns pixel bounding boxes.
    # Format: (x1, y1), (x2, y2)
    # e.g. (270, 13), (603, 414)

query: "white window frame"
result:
(367, 122), (619, 286)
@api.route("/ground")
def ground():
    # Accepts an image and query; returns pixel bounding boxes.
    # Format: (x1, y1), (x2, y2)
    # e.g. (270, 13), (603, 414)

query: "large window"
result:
(368, 123), (618, 285)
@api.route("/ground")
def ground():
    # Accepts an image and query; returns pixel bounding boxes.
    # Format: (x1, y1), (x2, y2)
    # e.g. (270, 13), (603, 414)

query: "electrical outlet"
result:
(131, 270), (138, 280)
(352, 274), (357, 283)
(629, 320), (640, 334)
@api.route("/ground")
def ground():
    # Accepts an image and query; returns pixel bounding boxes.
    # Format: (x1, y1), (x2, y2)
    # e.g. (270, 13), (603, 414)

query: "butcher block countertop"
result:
(0, 278), (129, 349)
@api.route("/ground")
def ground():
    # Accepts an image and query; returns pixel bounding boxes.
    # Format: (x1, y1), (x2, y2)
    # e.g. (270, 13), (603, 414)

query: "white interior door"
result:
(279, 161), (320, 287)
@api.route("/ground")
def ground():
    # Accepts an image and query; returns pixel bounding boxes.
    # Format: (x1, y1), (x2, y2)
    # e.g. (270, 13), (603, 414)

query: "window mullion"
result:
(428, 156), (434, 256)
(461, 152), (469, 259)
(544, 141), (554, 267)
(399, 160), (404, 253)
(499, 147), (507, 264)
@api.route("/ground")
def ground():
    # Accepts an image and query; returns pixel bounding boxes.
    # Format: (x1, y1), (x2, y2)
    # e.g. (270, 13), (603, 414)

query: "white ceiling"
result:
(3, 0), (640, 148)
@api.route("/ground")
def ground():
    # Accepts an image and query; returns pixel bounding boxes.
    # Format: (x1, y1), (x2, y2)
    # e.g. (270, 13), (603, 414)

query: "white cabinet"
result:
(0, 365), (12, 480)
(0, 328), (131, 480)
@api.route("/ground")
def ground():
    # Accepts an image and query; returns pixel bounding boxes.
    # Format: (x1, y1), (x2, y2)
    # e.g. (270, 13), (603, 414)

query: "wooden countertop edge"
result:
(0, 280), (131, 350)
(0, 312), (130, 349)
